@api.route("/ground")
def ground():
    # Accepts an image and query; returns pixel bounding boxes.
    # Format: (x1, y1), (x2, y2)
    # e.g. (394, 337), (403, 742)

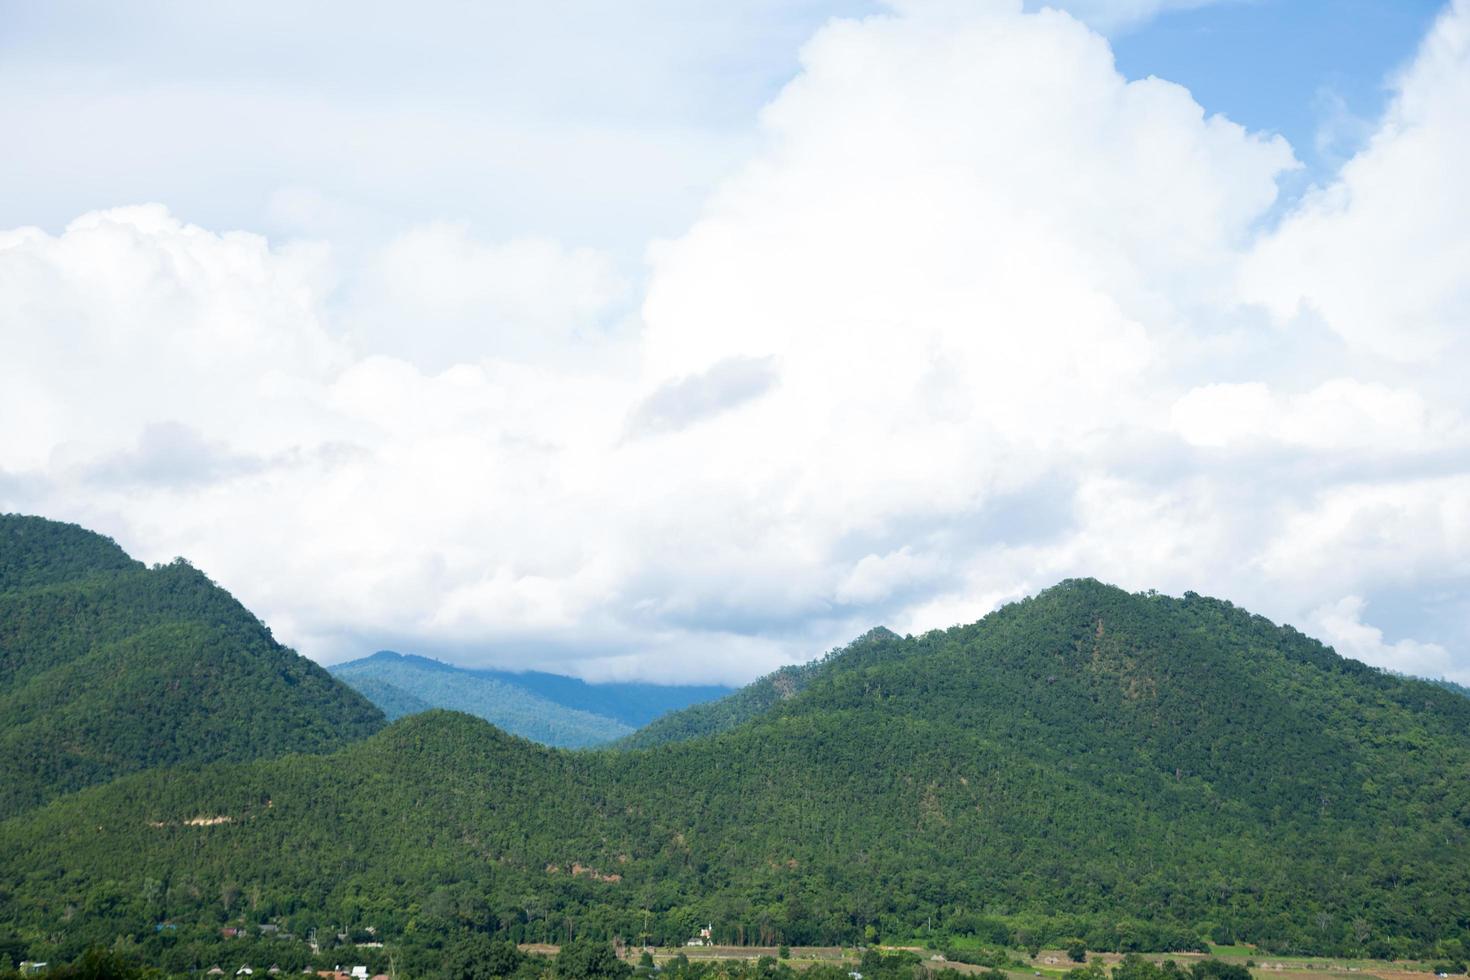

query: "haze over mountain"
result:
(329, 651), (732, 747)
(3, 550), (1467, 966)
(0, 514), (385, 819)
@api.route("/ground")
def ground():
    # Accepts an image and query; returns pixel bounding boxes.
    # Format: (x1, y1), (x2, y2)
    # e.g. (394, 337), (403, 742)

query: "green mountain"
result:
(0, 514), (385, 818)
(1425, 676), (1470, 699)
(615, 626), (898, 748)
(329, 651), (733, 745)
(4, 578), (1468, 967)
(334, 672), (436, 720)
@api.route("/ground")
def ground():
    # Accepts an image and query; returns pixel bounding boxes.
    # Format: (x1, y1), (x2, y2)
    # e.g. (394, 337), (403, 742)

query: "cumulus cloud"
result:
(3, 0), (1469, 683)
(1170, 379), (1465, 452)
(1241, 0), (1470, 365)
(348, 224), (634, 371)
(1310, 596), (1467, 685)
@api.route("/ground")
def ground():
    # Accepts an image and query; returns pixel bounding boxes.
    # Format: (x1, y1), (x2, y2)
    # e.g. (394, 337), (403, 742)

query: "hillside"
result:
(329, 651), (732, 747)
(4, 579), (1468, 967)
(0, 514), (385, 818)
(615, 626), (899, 748)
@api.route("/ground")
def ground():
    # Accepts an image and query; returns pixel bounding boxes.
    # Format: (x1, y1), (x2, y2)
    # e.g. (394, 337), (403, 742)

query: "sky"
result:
(2, 0), (1469, 685)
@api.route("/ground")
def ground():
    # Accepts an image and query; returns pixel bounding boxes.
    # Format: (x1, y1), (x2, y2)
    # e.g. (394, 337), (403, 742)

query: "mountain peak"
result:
(0, 513), (142, 593)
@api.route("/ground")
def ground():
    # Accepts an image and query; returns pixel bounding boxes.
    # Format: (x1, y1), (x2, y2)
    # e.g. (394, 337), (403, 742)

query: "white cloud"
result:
(3, 0), (1470, 684)
(1259, 476), (1470, 593)
(348, 224), (633, 371)
(1241, 0), (1470, 364)
(1020, 0), (1221, 34)
(1170, 379), (1464, 452)
(1310, 595), (1467, 685)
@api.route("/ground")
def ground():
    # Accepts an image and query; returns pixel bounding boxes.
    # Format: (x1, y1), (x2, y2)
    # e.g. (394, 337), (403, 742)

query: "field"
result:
(513, 945), (1468, 980)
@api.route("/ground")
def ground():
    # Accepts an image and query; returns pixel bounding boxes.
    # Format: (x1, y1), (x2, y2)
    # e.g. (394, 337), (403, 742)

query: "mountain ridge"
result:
(0, 514), (385, 818)
(329, 649), (733, 747)
(4, 575), (1467, 965)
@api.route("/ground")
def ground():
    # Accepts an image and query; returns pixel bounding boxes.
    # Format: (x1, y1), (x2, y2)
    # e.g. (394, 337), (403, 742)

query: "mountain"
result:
(4, 578), (1468, 967)
(334, 672), (435, 720)
(329, 650), (732, 747)
(465, 666), (733, 729)
(615, 626), (898, 748)
(0, 514), (385, 818)
(1425, 676), (1470, 699)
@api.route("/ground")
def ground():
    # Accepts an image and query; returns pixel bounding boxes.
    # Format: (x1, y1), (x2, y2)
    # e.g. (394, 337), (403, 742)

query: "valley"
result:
(2, 517), (1468, 979)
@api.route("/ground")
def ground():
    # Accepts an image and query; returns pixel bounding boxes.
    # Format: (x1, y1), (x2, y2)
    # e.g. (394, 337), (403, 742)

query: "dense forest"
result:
(0, 515), (384, 818)
(3, 561), (1468, 972)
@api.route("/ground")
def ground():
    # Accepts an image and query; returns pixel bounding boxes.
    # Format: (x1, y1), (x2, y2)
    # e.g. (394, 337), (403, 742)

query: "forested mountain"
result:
(615, 626), (898, 748)
(329, 651), (731, 747)
(0, 514), (384, 818)
(334, 672), (435, 720)
(1426, 676), (1470, 699)
(4, 578), (1468, 969)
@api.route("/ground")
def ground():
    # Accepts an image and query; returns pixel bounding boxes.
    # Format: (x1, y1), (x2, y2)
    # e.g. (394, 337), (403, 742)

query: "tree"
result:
(442, 934), (525, 980)
(47, 947), (158, 980)
(556, 939), (631, 980)
(1067, 943), (1087, 963)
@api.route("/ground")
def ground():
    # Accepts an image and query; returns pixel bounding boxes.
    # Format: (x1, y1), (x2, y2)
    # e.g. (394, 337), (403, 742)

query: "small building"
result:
(207, 968), (225, 976)
(237, 966), (255, 975)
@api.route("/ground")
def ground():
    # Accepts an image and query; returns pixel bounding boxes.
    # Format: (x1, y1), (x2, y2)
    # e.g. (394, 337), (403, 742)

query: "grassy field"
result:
(570, 940), (1458, 980)
(514, 943), (1467, 980)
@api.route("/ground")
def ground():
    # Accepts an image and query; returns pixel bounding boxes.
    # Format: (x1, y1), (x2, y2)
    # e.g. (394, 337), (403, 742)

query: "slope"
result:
(615, 626), (899, 748)
(335, 673), (435, 721)
(3, 580), (1469, 964)
(0, 514), (385, 818)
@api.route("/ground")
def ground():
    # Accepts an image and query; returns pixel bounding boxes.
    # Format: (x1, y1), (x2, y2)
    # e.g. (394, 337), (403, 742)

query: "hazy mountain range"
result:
(329, 650), (733, 747)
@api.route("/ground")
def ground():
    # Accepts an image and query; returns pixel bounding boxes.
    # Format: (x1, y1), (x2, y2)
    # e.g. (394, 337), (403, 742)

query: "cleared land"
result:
(510, 945), (1467, 980)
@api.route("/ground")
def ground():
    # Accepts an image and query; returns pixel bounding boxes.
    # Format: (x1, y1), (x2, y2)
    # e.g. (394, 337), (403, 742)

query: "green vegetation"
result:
(614, 627), (898, 749)
(2, 518), (1467, 973)
(335, 673), (437, 721)
(0, 514), (384, 818)
(4, 578), (1469, 970)
(0, 515), (141, 593)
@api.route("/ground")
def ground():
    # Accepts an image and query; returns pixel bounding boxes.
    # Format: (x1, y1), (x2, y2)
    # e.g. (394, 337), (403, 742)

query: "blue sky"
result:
(0, 1), (1444, 245)
(2, 1), (1469, 684)
(1114, 0), (1447, 182)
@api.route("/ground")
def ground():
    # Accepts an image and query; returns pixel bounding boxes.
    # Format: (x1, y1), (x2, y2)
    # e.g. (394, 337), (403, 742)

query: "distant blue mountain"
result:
(328, 651), (732, 748)
(464, 667), (734, 728)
